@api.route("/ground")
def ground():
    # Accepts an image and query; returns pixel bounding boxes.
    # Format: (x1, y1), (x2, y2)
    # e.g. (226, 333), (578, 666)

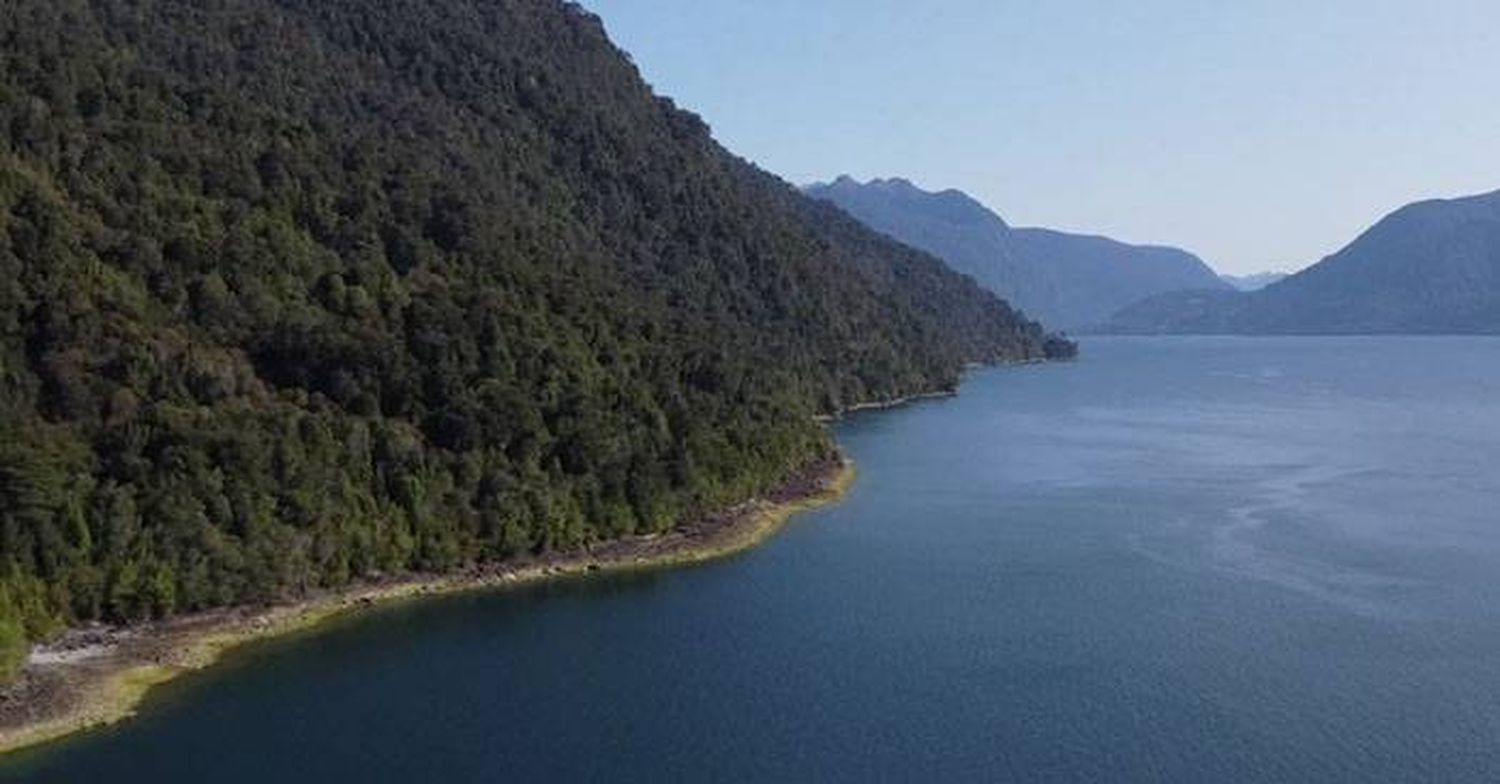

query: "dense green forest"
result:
(0, 0), (1071, 675)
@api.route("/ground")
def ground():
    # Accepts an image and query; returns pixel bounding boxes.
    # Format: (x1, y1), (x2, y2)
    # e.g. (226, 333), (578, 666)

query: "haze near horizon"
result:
(585, 0), (1500, 275)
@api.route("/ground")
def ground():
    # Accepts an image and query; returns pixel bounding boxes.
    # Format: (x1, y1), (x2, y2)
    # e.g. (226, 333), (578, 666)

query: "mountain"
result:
(1105, 190), (1500, 334)
(1220, 272), (1288, 291)
(0, 0), (1069, 673)
(804, 176), (1227, 330)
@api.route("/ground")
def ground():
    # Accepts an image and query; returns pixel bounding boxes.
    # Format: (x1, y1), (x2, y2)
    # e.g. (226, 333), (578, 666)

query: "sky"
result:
(583, 0), (1500, 275)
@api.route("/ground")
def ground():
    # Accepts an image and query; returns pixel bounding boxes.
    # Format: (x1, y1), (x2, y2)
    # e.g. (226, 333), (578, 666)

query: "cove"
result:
(9, 336), (1500, 782)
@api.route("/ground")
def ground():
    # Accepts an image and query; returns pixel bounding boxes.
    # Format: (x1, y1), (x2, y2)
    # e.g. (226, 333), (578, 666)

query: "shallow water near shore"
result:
(9, 336), (1500, 782)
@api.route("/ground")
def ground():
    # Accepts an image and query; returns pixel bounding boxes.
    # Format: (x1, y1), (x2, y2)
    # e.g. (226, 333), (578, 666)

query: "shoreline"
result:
(838, 389), (957, 415)
(818, 357), (1054, 422)
(815, 389), (957, 423)
(0, 457), (856, 757)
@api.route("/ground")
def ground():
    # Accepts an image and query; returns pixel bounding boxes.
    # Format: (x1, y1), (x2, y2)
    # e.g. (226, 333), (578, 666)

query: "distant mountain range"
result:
(1105, 189), (1500, 334)
(804, 177), (1227, 331)
(1220, 272), (1288, 291)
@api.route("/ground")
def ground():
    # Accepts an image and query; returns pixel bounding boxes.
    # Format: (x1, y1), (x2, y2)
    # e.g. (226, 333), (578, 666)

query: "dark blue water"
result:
(9, 337), (1500, 782)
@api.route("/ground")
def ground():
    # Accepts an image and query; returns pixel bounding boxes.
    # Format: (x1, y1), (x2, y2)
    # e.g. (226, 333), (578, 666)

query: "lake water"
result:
(9, 337), (1500, 782)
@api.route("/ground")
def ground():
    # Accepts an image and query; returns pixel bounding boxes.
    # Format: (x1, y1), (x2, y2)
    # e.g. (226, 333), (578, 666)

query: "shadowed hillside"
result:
(805, 176), (1227, 330)
(1104, 190), (1500, 333)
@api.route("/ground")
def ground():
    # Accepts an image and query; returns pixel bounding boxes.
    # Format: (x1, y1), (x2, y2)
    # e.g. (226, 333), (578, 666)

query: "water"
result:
(9, 337), (1500, 782)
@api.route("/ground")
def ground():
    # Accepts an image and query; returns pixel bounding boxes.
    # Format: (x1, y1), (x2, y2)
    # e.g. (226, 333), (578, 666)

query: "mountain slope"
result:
(804, 176), (1227, 330)
(0, 0), (1068, 671)
(1105, 190), (1500, 334)
(1221, 272), (1288, 291)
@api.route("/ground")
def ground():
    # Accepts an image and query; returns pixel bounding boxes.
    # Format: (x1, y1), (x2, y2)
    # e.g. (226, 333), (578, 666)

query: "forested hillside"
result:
(0, 0), (1069, 674)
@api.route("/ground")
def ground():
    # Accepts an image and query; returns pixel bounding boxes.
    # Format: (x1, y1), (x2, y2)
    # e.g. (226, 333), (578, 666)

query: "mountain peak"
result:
(870, 176), (917, 191)
(806, 176), (1225, 330)
(808, 177), (1005, 230)
(818, 175), (920, 194)
(1105, 186), (1500, 334)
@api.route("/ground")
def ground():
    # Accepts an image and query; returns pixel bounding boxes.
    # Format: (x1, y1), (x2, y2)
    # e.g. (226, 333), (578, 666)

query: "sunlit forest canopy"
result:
(0, 0), (1069, 675)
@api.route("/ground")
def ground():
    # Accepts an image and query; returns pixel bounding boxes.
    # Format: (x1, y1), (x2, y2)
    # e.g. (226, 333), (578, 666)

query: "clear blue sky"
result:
(583, 1), (1500, 274)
